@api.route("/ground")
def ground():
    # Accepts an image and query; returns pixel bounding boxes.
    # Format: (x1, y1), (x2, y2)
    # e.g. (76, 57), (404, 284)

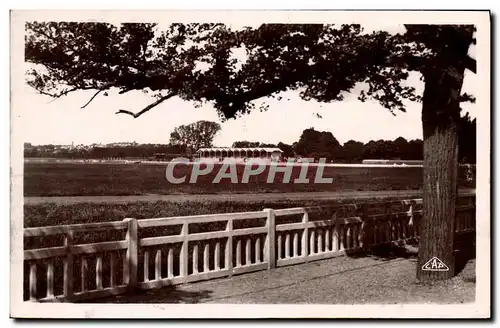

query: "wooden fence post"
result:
(29, 263), (37, 301)
(225, 219), (233, 276)
(386, 202), (393, 243)
(264, 209), (276, 269)
(303, 211), (310, 261)
(360, 203), (370, 248)
(63, 230), (74, 301)
(123, 218), (138, 290)
(180, 222), (189, 281)
(411, 200), (420, 239)
(407, 202), (414, 240)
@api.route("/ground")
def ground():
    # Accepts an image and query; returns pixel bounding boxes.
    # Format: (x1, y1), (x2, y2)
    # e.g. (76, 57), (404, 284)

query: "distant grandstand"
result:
(197, 147), (283, 163)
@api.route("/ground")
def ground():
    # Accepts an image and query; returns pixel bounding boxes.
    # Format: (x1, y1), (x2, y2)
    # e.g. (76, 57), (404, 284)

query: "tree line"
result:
(25, 113), (475, 164)
(24, 143), (185, 160)
(233, 113), (475, 164)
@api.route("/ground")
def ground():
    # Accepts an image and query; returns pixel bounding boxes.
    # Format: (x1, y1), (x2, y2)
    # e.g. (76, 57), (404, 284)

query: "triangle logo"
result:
(421, 257), (450, 271)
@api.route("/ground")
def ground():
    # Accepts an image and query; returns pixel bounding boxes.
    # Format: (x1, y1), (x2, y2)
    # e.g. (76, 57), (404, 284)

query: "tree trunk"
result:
(417, 45), (470, 281)
(418, 101), (459, 281)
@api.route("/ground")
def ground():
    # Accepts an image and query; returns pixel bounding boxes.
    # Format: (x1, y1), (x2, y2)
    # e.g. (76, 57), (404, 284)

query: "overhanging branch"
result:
(464, 55), (476, 74)
(37, 86), (94, 102)
(80, 83), (114, 108)
(81, 89), (104, 109)
(118, 88), (135, 94)
(115, 92), (176, 118)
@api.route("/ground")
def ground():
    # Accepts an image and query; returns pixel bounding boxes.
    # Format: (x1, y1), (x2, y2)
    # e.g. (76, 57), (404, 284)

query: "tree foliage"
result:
(26, 22), (476, 120)
(25, 22), (230, 117)
(169, 120), (221, 153)
(191, 24), (475, 118)
(458, 112), (477, 163)
(231, 141), (260, 148)
(277, 142), (295, 158)
(294, 128), (342, 160)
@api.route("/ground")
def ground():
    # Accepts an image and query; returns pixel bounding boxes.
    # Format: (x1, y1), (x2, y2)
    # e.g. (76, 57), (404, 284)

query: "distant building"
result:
(107, 142), (135, 147)
(197, 147), (283, 163)
(53, 144), (74, 150)
(362, 159), (424, 165)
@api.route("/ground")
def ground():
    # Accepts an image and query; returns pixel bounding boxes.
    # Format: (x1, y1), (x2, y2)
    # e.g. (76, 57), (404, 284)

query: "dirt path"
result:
(24, 189), (475, 205)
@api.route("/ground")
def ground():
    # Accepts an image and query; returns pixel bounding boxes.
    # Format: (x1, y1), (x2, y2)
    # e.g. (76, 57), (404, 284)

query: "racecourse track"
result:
(24, 188), (476, 205)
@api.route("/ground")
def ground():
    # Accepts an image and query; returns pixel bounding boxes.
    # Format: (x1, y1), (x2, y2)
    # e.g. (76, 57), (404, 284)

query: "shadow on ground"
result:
(345, 233), (476, 278)
(80, 286), (213, 304)
(454, 233), (476, 280)
(345, 241), (420, 261)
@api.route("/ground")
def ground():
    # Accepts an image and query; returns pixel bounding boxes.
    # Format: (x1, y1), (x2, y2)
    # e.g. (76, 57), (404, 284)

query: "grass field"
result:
(25, 194), (475, 243)
(24, 162), (476, 197)
(23, 198), (388, 228)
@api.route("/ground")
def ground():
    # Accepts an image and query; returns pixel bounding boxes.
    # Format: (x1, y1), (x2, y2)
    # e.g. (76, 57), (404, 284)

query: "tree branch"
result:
(38, 86), (94, 102)
(115, 92), (176, 118)
(464, 55), (476, 74)
(118, 88), (135, 94)
(81, 89), (104, 109)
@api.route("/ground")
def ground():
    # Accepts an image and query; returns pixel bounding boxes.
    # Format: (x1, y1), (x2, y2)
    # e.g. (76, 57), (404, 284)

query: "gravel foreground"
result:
(89, 255), (475, 305)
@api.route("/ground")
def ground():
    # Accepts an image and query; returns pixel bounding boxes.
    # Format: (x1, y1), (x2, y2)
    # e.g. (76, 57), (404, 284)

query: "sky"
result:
(17, 23), (479, 147)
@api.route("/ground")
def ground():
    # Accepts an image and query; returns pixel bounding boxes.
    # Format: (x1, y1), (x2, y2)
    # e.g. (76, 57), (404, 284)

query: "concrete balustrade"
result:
(23, 195), (476, 302)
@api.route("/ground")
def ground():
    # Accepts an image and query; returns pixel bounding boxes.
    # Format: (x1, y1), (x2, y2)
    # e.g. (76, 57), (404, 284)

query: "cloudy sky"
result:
(17, 23), (478, 147)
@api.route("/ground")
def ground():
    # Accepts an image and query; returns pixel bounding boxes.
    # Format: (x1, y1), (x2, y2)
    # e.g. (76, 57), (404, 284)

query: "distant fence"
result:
(362, 159), (425, 165)
(24, 194), (475, 302)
